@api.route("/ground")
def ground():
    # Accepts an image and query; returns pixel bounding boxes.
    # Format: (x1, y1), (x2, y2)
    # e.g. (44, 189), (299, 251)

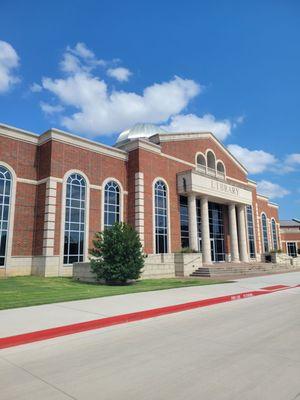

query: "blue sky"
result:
(0, 0), (299, 219)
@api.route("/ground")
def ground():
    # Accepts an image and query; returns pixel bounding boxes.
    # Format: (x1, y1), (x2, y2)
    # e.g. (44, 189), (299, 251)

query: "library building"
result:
(0, 122), (298, 278)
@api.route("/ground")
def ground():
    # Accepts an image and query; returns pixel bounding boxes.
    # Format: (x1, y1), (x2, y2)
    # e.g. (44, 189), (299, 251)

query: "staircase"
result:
(190, 262), (300, 278)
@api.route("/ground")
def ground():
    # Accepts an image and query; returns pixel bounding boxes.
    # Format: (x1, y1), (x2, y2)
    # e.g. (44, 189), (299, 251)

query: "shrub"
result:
(90, 223), (145, 284)
(178, 247), (198, 254)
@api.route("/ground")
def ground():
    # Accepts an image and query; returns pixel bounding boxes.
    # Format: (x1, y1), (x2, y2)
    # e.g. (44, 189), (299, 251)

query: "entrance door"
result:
(287, 242), (297, 257)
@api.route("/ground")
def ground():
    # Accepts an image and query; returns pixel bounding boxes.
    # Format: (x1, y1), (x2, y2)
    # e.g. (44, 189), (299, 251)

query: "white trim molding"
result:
(135, 172), (145, 247)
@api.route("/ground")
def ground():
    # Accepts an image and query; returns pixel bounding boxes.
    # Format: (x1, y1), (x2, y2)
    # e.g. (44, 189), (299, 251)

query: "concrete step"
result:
(190, 262), (298, 277)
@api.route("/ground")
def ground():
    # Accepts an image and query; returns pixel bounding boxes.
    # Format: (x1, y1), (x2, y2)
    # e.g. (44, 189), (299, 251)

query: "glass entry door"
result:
(209, 202), (225, 262)
(287, 242), (297, 257)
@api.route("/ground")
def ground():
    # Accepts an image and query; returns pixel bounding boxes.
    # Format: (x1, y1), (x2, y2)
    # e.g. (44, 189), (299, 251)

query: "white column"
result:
(135, 172), (144, 247)
(237, 205), (249, 262)
(43, 178), (57, 256)
(228, 203), (240, 262)
(200, 197), (212, 264)
(188, 194), (198, 251)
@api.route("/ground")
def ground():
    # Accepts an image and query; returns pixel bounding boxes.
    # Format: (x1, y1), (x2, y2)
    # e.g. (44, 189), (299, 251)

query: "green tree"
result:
(90, 222), (145, 284)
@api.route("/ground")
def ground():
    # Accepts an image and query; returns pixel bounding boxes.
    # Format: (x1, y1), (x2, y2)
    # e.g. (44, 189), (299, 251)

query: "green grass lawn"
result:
(0, 276), (227, 310)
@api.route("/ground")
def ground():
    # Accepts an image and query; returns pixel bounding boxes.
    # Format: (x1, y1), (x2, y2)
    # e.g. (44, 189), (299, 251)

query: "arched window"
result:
(63, 173), (86, 264)
(0, 166), (12, 266)
(217, 161), (225, 173)
(104, 181), (120, 228)
(207, 151), (216, 175)
(271, 218), (278, 250)
(154, 180), (168, 253)
(216, 161), (225, 179)
(196, 153), (206, 173)
(261, 213), (269, 253)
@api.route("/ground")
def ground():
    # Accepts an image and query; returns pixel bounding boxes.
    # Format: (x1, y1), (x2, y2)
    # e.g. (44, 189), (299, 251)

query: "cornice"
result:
(0, 123), (128, 161)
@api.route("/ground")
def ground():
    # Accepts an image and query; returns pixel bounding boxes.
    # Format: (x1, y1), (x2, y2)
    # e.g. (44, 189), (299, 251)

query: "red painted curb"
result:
(0, 285), (298, 350)
(261, 285), (289, 290)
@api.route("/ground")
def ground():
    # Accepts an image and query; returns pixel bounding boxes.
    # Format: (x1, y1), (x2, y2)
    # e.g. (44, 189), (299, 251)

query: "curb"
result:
(0, 285), (298, 350)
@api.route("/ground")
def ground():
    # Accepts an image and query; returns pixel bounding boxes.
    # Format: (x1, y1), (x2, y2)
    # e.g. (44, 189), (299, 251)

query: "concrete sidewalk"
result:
(1, 272), (299, 338)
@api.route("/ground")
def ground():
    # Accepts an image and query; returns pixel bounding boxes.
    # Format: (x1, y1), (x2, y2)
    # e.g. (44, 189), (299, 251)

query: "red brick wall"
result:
(281, 229), (300, 254)
(160, 138), (248, 182)
(33, 183), (46, 255)
(89, 188), (101, 250)
(127, 149), (140, 229)
(137, 148), (191, 253)
(0, 136), (38, 180)
(1, 132), (285, 260)
(49, 141), (128, 253)
(256, 197), (280, 250)
(49, 141), (127, 186)
(12, 182), (37, 256)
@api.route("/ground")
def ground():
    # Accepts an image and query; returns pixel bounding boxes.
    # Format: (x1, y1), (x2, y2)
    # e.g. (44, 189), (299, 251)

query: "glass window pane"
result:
(0, 166), (11, 267)
(154, 181), (168, 253)
(63, 174), (86, 265)
(104, 181), (121, 228)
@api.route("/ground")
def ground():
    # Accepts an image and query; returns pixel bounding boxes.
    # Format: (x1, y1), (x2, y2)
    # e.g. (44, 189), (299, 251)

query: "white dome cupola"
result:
(116, 123), (167, 144)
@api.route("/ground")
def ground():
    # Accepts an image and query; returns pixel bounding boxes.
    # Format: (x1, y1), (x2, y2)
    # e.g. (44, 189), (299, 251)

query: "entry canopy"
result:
(178, 170), (253, 205)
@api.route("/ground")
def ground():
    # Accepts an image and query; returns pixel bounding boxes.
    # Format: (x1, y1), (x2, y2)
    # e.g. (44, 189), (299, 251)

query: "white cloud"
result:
(257, 180), (290, 199)
(285, 153), (300, 165)
(107, 67), (132, 82)
(30, 82), (42, 92)
(69, 42), (96, 59)
(60, 53), (83, 74)
(60, 42), (105, 75)
(42, 73), (201, 136)
(162, 113), (232, 141)
(40, 102), (64, 115)
(0, 40), (20, 93)
(37, 43), (241, 139)
(227, 144), (277, 174)
(232, 115), (245, 128)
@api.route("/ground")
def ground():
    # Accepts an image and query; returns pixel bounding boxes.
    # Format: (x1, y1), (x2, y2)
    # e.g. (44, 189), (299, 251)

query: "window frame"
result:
(261, 213), (269, 253)
(246, 205), (256, 259)
(61, 170), (90, 267)
(271, 218), (278, 251)
(103, 180), (121, 229)
(0, 165), (12, 267)
(153, 178), (170, 254)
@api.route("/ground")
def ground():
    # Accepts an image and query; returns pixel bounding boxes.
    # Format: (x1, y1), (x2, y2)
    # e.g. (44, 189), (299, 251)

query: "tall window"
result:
(180, 196), (189, 248)
(0, 166), (12, 267)
(206, 151), (216, 175)
(271, 219), (278, 250)
(196, 154), (206, 173)
(104, 181), (120, 228)
(64, 173), (86, 264)
(261, 213), (269, 253)
(196, 198), (202, 251)
(154, 180), (168, 253)
(209, 202), (225, 262)
(246, 205), (256, 258)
